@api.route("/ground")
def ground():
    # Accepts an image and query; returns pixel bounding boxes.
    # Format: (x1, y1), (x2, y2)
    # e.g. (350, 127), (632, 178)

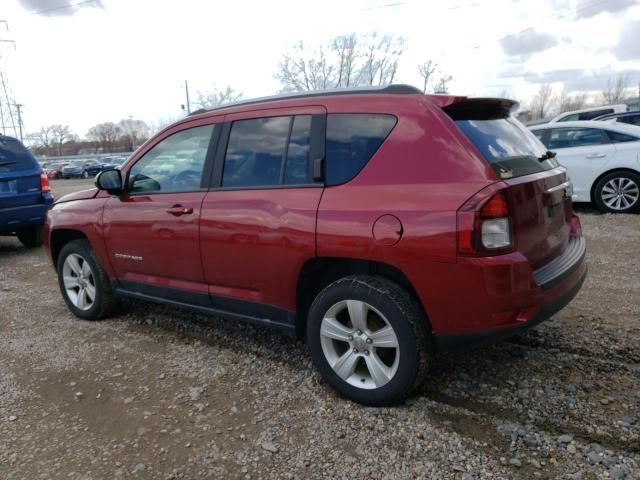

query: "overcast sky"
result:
(1, 0), (639, 137)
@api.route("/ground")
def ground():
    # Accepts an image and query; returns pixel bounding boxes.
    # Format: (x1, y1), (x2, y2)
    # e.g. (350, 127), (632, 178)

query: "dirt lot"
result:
(1, 179), (639, 479)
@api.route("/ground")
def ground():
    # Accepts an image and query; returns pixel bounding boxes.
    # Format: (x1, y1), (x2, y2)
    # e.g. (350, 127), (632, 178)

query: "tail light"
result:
(457, 189), (513, 256)
(40, 171), (51, 193)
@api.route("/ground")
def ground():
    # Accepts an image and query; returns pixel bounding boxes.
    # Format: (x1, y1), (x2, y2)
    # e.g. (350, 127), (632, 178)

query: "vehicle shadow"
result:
(573, 203), (602, 215)
(116, 298), (560, 406)
(0, 237), (29, 256)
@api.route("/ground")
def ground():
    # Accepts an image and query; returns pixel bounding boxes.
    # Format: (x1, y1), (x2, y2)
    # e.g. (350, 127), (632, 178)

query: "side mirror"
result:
(95, 169), (124, 195)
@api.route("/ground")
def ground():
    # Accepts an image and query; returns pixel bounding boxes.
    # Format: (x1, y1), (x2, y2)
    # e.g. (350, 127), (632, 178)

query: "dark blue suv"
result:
(0, 135), (53, 247)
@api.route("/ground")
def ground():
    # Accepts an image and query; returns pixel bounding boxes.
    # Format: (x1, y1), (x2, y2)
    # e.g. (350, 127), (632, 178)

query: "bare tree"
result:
(531, 84), (555, 119)
(87, 122), (120, 153)
(557, 89), (588, 114)
(333, 34), (359, 88)
(29, 125), (55, 150)
(360, 33), (404, 86)
(434, 75), (453, 94)
(601, 73), (631, 104)
(276, 32), (405, 92)
(417, 60), (438, 94)
(117, 119), (149, 151)
(276, 41), (335, 92)
(50, 124), (73, 156)
(193, 85), (244, 110)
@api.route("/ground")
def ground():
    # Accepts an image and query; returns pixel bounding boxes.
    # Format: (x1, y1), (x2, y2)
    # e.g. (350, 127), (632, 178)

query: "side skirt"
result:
(113, 281), (297, 337)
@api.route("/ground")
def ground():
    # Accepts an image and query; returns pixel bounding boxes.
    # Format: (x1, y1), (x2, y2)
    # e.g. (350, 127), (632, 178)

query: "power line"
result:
(27, 0), (101, 16)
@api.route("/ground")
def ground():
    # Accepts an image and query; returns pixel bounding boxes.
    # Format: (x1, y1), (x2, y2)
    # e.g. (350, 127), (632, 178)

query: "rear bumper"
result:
(434, 235), (587, 348)
(0, 195), (54, 234)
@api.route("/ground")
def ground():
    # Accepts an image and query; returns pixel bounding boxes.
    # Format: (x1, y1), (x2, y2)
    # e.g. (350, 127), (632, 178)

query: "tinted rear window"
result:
(455, 117), (557, 179)
(325, 114), (397, 185)
(0, 137), (37, 173)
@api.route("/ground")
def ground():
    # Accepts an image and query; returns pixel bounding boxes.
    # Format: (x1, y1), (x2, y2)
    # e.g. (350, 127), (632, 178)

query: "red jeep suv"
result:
(45, 85), (586, 406)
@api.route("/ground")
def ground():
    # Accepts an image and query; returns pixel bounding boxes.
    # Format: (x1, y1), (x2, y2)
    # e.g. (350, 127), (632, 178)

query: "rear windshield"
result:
(0, 137), (38, 173)
(455, 117), (558, 179)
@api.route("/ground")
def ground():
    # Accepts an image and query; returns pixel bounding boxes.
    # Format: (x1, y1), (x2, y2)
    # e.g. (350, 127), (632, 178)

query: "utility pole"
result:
(14, 102), (22, 142)
(184, 80), (191, 114)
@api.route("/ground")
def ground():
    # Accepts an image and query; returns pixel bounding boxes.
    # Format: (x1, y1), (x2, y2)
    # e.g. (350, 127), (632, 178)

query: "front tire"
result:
(56, 239), (119, 320)
(307, 275), (430, 406)
(17, 226), (43, 248)
(593, 171), (640, 213)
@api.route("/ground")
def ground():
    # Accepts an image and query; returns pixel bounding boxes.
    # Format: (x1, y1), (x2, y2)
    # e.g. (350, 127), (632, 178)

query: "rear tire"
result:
(306, 275), (430, 406)
(56, 239), (119, 320)
(593, 171), (640, 213)
(17, 226), (43, 248)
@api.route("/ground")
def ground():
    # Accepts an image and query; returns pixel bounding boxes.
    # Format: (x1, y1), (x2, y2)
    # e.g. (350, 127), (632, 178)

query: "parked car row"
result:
(41, 156), (127, 180)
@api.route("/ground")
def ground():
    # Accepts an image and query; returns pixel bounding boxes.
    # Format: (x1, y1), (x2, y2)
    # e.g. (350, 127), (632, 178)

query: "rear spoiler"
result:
(441, 98), (519, 120)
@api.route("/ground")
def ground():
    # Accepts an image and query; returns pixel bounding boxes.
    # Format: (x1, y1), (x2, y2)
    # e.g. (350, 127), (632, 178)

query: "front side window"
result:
(222, 115), (313, 188)
(129, 124), (214, 194)
(325, 114), (397, 185)
(531, 129), (545, 143)
(548, 128), (607, 149)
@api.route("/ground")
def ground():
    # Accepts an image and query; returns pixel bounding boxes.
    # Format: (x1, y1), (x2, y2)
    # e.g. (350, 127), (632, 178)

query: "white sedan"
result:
(530, 121), (640, 213)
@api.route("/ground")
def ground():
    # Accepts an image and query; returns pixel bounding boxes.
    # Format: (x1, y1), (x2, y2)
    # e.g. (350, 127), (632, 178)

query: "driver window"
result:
(129, 124), (214, 193)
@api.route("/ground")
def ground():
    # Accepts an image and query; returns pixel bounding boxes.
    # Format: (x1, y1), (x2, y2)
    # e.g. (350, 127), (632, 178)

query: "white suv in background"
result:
(547, 104), (628, 124)
(530, 121), (640, 213)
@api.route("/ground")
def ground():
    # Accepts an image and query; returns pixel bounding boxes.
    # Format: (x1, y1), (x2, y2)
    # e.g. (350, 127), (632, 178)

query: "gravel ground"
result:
(0, 180), (638, 479)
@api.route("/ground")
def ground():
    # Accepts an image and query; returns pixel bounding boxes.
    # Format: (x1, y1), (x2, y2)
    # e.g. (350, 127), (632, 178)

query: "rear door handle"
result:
(586, 153), (607, 159)
(166, 205), (193, 216)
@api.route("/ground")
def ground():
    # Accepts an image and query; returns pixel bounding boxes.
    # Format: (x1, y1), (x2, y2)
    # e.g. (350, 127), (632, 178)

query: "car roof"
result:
(548, 104), (628, 122)
(593, 110), (640, 121)
(529, 120), (640, 135)
(188, 84), (424, 116)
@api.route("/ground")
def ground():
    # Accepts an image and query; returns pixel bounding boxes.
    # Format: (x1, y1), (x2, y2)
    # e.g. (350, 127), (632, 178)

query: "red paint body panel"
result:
(200, 187), (323, 310)
(102, 192), (207, 286)
(44, 196), (114, 277)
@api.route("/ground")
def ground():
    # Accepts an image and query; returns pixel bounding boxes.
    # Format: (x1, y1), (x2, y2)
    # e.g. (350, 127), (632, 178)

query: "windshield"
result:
(456, 117), (558, 179)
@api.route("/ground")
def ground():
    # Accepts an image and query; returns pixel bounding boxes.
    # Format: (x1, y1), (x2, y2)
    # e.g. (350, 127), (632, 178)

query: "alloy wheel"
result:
(319, 300), (400, 389)
(601, 177), (639, 211)
(62, 253), (96, 311)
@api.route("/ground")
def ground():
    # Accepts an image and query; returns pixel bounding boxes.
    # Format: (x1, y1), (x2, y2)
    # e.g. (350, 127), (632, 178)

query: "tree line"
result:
(29, 118), (151, 157)
(520, 73), (637, 120)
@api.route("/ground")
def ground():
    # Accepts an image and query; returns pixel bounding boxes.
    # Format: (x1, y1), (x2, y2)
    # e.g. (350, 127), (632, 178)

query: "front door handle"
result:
(166, 205), (193, 216)
(586, 153), (607, 159)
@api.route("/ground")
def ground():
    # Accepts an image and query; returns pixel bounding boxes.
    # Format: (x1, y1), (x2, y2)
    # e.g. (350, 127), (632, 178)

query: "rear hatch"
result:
(0, 136), (43, 210)
(445, 99), (572, 269)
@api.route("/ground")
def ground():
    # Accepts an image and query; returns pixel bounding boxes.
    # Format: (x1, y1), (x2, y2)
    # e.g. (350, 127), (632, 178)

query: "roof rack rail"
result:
(189, 84), (422, 116)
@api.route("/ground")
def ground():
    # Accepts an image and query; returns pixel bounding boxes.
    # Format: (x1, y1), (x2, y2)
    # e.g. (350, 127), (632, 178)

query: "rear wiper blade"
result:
(538, 150), (556, 162)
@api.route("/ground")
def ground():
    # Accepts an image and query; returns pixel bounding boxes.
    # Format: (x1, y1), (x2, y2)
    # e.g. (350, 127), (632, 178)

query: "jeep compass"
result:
(44, 85), (587, 406)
